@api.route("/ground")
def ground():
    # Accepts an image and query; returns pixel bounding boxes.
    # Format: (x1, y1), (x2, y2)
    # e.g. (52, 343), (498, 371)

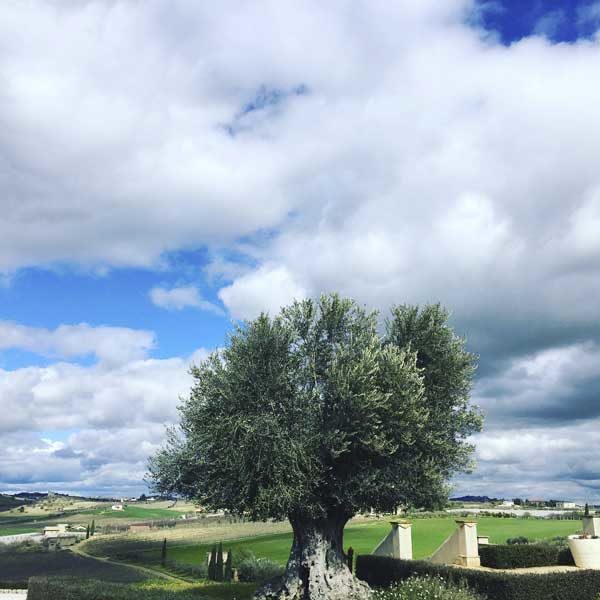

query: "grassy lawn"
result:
(162, 517), (582, 567)
(0, 526), (40, 536)
(80, 505), (181, 520)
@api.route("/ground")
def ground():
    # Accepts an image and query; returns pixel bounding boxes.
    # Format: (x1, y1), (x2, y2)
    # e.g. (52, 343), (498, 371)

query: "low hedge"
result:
(0, 581), (28, 589)
(479, 543), (560, 568)
(355, 555), (600, 600)
(27, 577), (196, 600)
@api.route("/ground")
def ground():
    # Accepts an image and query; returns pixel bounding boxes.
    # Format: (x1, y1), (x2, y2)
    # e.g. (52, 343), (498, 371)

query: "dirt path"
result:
(69, 544), (187, 583)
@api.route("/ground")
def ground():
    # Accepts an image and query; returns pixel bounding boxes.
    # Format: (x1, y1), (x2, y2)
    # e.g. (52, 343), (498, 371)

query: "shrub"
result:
(0, 581), (28, 589)
(372, 575), (483, 600)
(479, 543), (559, 568)
(27, 577), (253, 600)
(506, 536), (530, 545)
(356, 555), (600, 600)
(236, 552), (284, 583)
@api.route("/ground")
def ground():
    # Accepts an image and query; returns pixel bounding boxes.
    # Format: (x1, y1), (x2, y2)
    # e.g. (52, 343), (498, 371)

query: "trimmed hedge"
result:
(0, 581), (28, 589)
(355, 555), (600, 600)
(479, 543), (560, 568)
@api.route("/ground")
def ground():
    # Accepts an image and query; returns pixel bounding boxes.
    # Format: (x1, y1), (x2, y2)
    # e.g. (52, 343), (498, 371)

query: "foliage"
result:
(215, 542), (224, 581)
(0, 581), (28, 589)
(236, 550), (284, 582)
(161, 537), (167, 566)
(208, 544), (217, 580)
(347, 546), (355, 572)
(224, 549), (233, 582)
(356, 555), (600, 600)
(506, 536), (530, 545)
(149, 294), (481, 521)
(372, 576), (483, 600)
(27, 577), (257, 600)
(0, 540), (41, 554)
(479, 542), (561, 568)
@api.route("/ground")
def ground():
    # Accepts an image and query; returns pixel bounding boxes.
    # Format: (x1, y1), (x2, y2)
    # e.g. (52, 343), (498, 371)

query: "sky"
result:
(1, 0), (600, 502)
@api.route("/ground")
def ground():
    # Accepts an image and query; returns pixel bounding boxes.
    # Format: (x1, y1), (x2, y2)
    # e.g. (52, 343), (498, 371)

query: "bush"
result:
(236, 551), (284, 583)
(355, 555), (600, 600)
(27, 577), (255, 600)
(372, 575), (483, 600)
(479, 543), (559, 568)
(0, 581), (28, 589)
(506, 536), (530, 545)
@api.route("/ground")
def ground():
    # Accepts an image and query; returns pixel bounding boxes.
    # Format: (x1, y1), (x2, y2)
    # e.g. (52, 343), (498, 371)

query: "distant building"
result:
(557, 501), (576, 509)
(500, 500), (515, 508)
(43, 524), (69, 538)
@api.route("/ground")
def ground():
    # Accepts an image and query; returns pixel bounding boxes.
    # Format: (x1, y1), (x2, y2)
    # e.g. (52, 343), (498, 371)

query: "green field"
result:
(164, 517), (582, 567)
(80, 505), (180, 520)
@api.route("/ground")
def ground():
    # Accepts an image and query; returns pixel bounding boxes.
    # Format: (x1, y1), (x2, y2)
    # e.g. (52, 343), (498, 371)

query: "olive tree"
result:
(149, 294), (481, 600)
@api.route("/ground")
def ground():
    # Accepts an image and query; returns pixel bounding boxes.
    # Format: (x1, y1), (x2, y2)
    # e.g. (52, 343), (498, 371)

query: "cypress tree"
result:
(224, 549), (233, 582)
(346, 547), (354, 573)
(215, 542), (224, 581)
(585, 503), (590, 517)
(161, 538), (167, 566)
(208, 545), (217, 580)
(90, 520), (95, 536)
(86, 524), (90, 540)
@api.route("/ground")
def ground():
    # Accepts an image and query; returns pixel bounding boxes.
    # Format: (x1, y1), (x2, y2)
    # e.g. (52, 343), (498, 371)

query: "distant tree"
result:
(224, 549), (233, 582)
(585, 503), (590, 517)
(208, 545), (217, 580)
(149, 294), (482, 600)
(90, 520), (95, 536)
(215, 542), (224, 581)
(346, 547), (354, 573)
(86, 524), (90, 540)
(18, 506), (25, 513)
(161, 538), (167, 566)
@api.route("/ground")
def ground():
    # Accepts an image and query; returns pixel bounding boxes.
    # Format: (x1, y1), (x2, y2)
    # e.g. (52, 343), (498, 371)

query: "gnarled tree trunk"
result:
(254, 513), (371, 600)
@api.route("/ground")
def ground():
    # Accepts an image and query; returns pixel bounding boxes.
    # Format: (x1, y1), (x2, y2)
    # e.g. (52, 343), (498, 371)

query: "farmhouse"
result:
(43, 523), (69, 537)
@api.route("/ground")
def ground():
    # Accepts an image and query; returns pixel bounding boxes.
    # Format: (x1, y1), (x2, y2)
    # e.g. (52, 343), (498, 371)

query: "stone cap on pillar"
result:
(389, 519), (411, 529)
(455, 519), (477, 524)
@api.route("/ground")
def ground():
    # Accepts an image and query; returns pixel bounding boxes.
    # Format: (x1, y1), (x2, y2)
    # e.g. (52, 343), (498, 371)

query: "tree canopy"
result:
(149, 294), (482, 519)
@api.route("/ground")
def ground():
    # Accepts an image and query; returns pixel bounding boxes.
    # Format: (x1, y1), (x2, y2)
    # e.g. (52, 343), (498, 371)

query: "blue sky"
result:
(2, 0), (600, 501)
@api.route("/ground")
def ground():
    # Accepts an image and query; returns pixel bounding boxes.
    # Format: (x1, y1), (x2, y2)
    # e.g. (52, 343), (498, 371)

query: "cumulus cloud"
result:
(218, 265), (307, 320)
(0, 342), (211, 495)
(2, 1), (600, 497)
(0, 321), (155, 365)
(150, 285), (224, 315)
(454, 421), (600, 500)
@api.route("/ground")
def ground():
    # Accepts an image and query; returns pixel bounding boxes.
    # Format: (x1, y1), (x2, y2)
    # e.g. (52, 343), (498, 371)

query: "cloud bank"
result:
(2, 0), (600, 498)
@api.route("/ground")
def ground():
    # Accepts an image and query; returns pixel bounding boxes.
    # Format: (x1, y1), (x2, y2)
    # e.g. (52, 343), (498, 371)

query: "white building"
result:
(557, 501), (576, 509)
(111, 504), (124, 511)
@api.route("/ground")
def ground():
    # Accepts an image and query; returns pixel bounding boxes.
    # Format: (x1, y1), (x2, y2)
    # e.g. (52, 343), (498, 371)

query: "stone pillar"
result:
(372, 520), (412, 559)
(583, 516), (600, 536)
(390, 520), (413, 560)
(456, 520), (480, 567)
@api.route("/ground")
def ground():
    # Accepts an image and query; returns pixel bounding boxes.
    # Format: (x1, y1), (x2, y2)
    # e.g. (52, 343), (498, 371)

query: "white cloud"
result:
(218, 264), (307, 320)
(150, 285), (224, 315)
(0, 321), (155, 366)
(0, 344), (210, 495)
